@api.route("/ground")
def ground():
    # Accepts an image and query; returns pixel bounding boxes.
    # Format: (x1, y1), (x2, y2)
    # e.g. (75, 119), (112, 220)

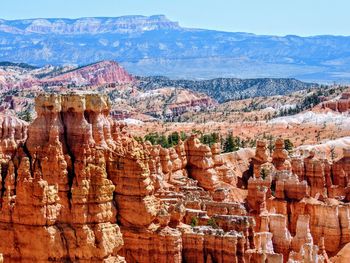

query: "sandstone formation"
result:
(41, 61), (133, 86)
(251, 140), (270, 178)
(0, 93), (349, 262)
(0, 94), (254, 262)
(0, 61), (133, 92)
(247, 137), (350, 262)
(322, 92), (350, 113)
(0, 94), (125, 262)
(128, 87), (217, 120)
(0, 114), (27, 160)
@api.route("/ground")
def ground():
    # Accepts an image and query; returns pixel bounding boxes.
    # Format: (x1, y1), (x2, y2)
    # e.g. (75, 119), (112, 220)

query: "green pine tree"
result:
(284, 139), (294, 152)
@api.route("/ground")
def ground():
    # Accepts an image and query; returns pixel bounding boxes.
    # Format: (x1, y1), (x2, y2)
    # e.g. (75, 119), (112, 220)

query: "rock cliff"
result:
(41, 61), (133, 87)
(247, 138), (350, 261)
(0, 93), (349, 262)
(322, 92), (350, 113)
(0, 94), (125, 262)
(0, 94), (254, 262)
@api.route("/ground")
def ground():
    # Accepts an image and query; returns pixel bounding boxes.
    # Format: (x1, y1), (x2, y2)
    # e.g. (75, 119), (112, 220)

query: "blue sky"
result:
(0, 0), (348, 36)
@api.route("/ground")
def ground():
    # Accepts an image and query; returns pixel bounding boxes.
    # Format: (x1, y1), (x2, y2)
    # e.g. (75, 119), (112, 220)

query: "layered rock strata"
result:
(322, 92), (350, 113)
(0, 94), (125, 262)
(247, 138), (350, 262)
(0, 94), (256, 263)
(1, 93), (350, 262)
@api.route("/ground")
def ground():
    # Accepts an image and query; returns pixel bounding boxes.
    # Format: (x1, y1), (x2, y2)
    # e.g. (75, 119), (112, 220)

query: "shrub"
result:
(190, 217), (199, 227)
(17, 109), (33, 122)
(260, 168), (268, 180)
(284, 139), (293, 152)
(207, 218), (218, 228)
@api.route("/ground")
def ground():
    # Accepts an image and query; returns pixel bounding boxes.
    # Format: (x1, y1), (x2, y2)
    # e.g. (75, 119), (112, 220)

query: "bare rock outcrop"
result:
(247, 138), (350, 261)
(185, 134), (220, 191)
(1, 93), (350, 262)
(251, 140), (270, 178)
(272, 138), (291, 172)
(182, 226), (246, 263)
(42, 61), (134, 86)
(0, 94), (125, 262)
(322, 92), (350, 113)
(0, 114), (27, 160)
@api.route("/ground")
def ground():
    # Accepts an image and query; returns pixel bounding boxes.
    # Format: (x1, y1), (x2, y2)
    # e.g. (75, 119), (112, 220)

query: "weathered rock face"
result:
(0, 114), (27, 160)
(332, 241), (350, 262)
(333, 149), (350, 195)
(291, 215), (313, 253)
(322, 92), (350, 113)
(41, 61), (134, 86)
(185, 135), (220, 191)
(290, 149), (350, 200)
(247, 138), (350, 261)
(0, 94), (125, 262)
(274, 172), (309, 201)
(245, 232), (283, 262)
(1, 93), (251, 263)
(268, 213), (292, 258)
(1, 93), (350, 263)
(251, 140), (270, 178)
(211, 143), (235, 184)
(272, 138), (291, 172)
(105, 125), (184, 262)
(121, 226), (182, 263)
(182, 227), (246, 263)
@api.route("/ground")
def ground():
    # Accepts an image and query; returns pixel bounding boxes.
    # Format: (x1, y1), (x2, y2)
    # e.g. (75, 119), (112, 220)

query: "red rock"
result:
(291, 215), (313, 252)
(42, 61), (134, 86)
(1, 93), (349, 262)
(333, 149), (350, 192)
(211, 143), (235, 184)
(245, 232), (283, 262)
(182, 226), (246, 263)
(269, 214), (292, 259)
(272, 138), (291, 172)
(185, 134), (220, 191)
(322, 92), (350, 113)
(0, 114), (27, 159)
(0, 94), (125, 262)
(251, 140), (270, 178)
(332, 241), (350, 263)
(274, 171), (309, 201)
(121, 226), (182, 263)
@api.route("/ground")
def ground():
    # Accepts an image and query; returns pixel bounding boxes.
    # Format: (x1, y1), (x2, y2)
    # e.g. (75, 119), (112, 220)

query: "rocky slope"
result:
(0, 63), (216, 121)
(137, 76), (319, 102)
(321, 92), (350, 113)
(125, 87), (217, 119)
(178, 85), (349, 123)
(0, 93), (349, 262)
(0, 64), (40, 91)
(41, 61), (133, 86)
(0, 60), (133, 90)
(1, 60), (323, 121)
(0, 61), (318, 100)
(1, 16), (350, 81)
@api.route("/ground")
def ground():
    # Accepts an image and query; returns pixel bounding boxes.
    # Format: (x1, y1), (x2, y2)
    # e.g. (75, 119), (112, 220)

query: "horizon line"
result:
(0, 15), (349, 38)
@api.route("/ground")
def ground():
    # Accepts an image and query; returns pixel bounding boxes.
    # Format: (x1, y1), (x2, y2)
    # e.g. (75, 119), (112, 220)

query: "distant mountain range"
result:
(0, 15), (349, 82)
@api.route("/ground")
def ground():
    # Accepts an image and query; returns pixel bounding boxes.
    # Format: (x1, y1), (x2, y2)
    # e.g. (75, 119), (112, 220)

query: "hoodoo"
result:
(0, 93), (349, 262)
